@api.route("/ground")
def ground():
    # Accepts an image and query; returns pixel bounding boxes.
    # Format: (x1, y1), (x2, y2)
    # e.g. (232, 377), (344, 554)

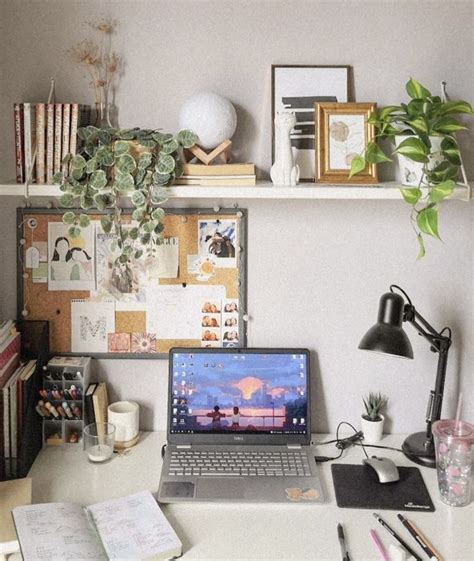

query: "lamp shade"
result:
(359, 292), (414, 359)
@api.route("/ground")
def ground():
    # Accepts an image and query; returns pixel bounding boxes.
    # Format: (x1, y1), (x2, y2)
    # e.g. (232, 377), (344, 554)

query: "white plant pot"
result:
(395, 135), (444, 187)
(361, 414), (385, 444)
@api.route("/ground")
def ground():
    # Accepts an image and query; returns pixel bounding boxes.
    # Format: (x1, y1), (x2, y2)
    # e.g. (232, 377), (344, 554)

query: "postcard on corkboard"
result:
(115, 311), (146, 333)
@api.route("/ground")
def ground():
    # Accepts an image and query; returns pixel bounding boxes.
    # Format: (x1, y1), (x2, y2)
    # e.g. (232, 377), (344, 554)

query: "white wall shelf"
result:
(0, 181), (471, 201)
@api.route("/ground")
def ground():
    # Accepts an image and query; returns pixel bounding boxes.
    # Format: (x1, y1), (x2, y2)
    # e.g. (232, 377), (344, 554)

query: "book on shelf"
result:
(12, 490), (182, 561)
(85, 382), (98, 424)
(92, 382), (108, 427)
(53, 103), (62, 175)
(183, 162), (255, 176)
(0, 330), (21, 371)
(61, 103), (71, 167)
(35, 103), (46, 184)
(13, 103), (25, 183)
(23, 104), (36, 183)
(46, 104), (55, 183)
(0, 478), (32, 557)
(177, 175), (256, 186)
(69, 103), (80, 157)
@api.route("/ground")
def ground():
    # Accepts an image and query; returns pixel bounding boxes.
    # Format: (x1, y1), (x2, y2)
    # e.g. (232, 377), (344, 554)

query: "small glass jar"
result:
(83, 422), (115, 463)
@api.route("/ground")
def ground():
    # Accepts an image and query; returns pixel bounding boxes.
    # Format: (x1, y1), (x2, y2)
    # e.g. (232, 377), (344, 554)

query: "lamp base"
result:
(402, 432), (436, 468)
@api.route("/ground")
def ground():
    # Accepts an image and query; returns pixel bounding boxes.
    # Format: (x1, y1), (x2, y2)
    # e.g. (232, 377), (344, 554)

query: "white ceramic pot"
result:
(361, 414), (385, 444)
(395, 135), (444, 187)
(107, 401), (139, 444)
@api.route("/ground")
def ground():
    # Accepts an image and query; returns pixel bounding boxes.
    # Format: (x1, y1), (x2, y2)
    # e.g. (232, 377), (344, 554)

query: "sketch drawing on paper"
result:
(328, 114), (365, 170)
(198, 220), (237, 268)
(80, 316), (107, 341)
(71, 300), (115, 353)
(48, 222), (96, 291)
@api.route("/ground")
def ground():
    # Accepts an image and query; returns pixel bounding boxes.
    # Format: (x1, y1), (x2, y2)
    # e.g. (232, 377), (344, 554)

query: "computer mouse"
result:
(363, 456), (400, 484)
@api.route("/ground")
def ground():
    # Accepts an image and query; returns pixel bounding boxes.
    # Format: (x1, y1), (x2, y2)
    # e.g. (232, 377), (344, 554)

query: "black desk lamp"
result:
(359, 285), (452, 467)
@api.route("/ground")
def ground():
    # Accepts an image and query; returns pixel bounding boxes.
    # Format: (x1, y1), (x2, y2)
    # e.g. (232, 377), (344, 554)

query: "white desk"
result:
(28, 432), (473, 561)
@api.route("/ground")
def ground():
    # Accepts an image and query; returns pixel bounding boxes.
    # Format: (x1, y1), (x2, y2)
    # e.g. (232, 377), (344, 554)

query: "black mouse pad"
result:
(331, 464), (435, 511)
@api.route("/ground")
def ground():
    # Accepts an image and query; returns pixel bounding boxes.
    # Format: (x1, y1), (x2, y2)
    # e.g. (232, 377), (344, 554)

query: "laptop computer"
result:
(158, 348), (324, 504)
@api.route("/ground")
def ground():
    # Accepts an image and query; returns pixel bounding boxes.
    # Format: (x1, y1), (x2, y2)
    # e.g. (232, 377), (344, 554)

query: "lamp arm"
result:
(404, 305), (452, 442)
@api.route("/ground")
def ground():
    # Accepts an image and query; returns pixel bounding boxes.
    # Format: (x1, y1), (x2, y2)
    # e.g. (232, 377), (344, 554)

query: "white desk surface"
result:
(28, 432), (473, 561)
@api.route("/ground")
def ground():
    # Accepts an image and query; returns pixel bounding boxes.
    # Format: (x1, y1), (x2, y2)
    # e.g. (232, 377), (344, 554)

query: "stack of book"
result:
(0, 322), (41, 479)
(178, 162), (256, 186)
(13, 103), (91, 184)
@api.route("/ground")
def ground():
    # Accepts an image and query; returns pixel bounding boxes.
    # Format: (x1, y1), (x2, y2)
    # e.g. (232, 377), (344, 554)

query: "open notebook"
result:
(12, 491), (182, 561)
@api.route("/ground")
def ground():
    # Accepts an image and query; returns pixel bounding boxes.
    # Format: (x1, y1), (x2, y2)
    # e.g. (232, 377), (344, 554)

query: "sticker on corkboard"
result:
(116, 311), (146, 334)
(108, 333), (131, 353)
(131, 332), (157, 353)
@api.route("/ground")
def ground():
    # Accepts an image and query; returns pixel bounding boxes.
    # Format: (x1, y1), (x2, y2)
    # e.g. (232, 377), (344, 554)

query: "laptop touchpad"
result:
(197, 478), (245, 499)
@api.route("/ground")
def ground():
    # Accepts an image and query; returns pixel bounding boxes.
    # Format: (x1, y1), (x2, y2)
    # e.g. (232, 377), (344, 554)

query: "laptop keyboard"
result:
(168, 450), (312, 477)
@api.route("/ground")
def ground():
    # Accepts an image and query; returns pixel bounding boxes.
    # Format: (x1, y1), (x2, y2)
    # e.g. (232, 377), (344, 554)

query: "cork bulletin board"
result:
(17, 208), (247, 358)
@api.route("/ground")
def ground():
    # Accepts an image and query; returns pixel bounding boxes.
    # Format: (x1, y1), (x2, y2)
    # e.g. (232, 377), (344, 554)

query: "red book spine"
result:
(0, 333), (21, 371)
(14, 103), (25, 183)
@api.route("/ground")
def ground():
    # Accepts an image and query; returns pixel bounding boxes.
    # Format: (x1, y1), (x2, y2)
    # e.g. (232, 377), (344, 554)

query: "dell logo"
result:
(234, 436), (244, 441)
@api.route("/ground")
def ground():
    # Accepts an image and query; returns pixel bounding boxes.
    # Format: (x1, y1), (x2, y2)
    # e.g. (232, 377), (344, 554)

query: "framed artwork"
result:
(316, 102), (378, 184)
(271, 65), (349, 181)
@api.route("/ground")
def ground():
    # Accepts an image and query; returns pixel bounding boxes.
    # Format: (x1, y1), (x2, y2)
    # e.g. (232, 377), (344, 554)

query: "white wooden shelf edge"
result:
(0, 181), (471, 201)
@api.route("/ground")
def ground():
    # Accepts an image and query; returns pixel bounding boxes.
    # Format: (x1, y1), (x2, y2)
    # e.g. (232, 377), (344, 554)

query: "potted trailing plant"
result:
(53, 126), (197, 262)
(361, 392), (388, 444)
(349, 78), (473, 258)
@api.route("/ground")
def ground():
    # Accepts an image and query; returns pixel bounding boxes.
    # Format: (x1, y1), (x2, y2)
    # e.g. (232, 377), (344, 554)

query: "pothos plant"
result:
(349, 78), (473, 258)
(53, 126), (197, 261)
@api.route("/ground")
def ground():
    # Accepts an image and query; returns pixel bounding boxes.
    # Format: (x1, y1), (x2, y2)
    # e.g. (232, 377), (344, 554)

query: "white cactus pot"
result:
(361, 414), (385, 444)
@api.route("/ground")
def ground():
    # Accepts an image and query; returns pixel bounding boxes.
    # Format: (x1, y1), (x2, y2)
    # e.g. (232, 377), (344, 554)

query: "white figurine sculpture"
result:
(270, 111), (300, 186)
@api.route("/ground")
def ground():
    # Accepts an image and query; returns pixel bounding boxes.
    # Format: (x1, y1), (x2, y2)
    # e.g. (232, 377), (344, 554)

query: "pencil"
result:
(373, 513), (422, 561)
(397, 514), (443, 561)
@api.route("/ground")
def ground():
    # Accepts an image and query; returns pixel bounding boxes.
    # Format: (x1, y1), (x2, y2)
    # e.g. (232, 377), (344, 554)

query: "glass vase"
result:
(94, 101), (112, 128)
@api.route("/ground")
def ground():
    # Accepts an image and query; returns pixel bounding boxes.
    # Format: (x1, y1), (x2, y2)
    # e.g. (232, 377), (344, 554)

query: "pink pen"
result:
(369, 529), (390, 561)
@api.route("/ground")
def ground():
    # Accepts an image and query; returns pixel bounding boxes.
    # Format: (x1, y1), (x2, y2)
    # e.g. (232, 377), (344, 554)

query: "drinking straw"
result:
(454, 392), (463, 435)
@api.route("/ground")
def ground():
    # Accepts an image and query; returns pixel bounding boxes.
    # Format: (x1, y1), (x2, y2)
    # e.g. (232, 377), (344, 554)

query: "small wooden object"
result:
(114, 432), (140, 450)
(185, 139), (232, 165)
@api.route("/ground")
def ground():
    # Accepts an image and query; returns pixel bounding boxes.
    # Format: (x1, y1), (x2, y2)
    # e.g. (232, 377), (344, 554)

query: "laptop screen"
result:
(169, 349), (309, 436)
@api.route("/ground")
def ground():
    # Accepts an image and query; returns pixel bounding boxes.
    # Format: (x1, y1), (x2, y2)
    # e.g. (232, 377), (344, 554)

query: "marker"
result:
(337, 523), (350, 561)
(373, 513), (422, 561)
(369, 529), (390, 561)
(397, 514), (443, 561)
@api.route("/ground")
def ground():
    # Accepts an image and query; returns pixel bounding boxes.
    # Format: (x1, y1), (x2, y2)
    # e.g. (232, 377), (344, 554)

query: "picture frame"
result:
(271, 65), (350, 182)
(315, 102), (378, 184)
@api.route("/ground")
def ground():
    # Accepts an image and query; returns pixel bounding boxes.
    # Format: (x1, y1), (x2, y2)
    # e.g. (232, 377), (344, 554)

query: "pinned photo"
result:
(202, 314), (220, 328)
(223, 299), (238, 313)
(223, 315), (238, 328)
(202, 328), (221, 342)
(198, 219), (237, 268)
(202, 300), (221, 314)
(223, 330), (239, 342)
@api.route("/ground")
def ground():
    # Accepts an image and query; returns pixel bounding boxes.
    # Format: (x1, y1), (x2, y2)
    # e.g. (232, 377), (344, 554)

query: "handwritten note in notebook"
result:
(12, 491), (182, 561)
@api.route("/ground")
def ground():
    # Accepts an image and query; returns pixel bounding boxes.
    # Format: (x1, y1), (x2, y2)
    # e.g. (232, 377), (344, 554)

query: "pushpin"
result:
(21, 309), (29, 317)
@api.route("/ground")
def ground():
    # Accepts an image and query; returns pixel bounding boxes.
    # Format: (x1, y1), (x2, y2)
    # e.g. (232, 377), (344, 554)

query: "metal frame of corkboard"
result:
(17, 207), (248, 359)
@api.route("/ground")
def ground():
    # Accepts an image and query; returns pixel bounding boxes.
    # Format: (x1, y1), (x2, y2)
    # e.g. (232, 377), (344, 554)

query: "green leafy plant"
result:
(362, 392), (388, 422)
(349, 78), (473, 258)
(53, 126), (197, 261)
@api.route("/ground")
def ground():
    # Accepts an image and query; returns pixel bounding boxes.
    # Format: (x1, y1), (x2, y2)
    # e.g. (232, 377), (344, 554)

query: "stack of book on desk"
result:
(178, 162), (256, 186)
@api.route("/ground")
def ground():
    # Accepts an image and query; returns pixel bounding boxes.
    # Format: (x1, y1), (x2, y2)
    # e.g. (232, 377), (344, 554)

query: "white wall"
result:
(0, 0), (472, 432)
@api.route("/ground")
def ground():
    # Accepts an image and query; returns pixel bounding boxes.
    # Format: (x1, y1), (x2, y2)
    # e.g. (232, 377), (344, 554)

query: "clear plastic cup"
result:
(433, 419), (474, 507)
(84, 422), (115, 463)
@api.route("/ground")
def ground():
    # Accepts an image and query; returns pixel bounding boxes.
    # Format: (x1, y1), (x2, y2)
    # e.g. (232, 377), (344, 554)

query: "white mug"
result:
(107, 401), (139, 443)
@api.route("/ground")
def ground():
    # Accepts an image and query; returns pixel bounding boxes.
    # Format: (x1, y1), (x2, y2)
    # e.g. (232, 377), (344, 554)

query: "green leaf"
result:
(428, 160), (459, 183)
(89, 169), (108, 190)
(62, 211), (75, 225)
(116, 153), (137, 174)
(85, 157), (98, 173)
(160, 138), (179, 155)
(115, 172), (135, 192)
(365, 142), (391, 164)
(151, 187), (168, 205)
(417, 207), (440, 239)
(113, 140), (130, 155)
(401, 187), (422, 205)
(59, 193), (75, 208)
(138, 139), (156, 148)
(153, 171), (172, 186)
(94, 193), (109, 212)
(176, 129), (198, 148)
(128, 227), (139, 240)
(140, 233), (151, 245)
(440, 137), (461, 165)
(394, 137), (429, 163)
(132, 208), (145, 221)
(53, 172), (63, 185)
(438, 100), (473, 116)
(378, 106), (403, 120)
(406, 78), (431, 99)
(134, 249), (143, 260)
(152, 132), (173, 144)
(80, 193), (94, 210)
(407, 117), (428, 134)
(416, 234), (426, 260)
(68, 226), (81, 238)
(117, 129), (137, 140)
(97, 129), (112, 145)
(72, 168), (85, 181)
(429, 180), (454, 203)
(156, 154), (176, 174)
(100, 215), (113, 234)
(137, 152), (153, 170)
(71, 154), (86, 170)
(432, 116), (467, 134)
(131, 190), (146, 207)
(79, 214), (90, 228)
(151, 208), (165, 221)
(142, 220), (157, 234)
(96, 146), (115, 166)
(174, 158), (184, 178)
(348, 154), (366, 178)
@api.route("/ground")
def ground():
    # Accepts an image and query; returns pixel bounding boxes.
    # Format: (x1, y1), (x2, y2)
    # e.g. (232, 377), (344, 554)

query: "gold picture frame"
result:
(316, 102), (378, 184)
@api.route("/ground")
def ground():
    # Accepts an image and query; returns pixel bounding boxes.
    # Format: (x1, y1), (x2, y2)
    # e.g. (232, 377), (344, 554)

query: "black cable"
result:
(313, 421), (367, 462)
(354, 442), (403, 453)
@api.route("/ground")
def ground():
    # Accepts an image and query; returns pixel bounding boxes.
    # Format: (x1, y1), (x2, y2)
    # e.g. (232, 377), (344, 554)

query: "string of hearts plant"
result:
(349, 78), (473, 258)
(53, 126), (197, 262)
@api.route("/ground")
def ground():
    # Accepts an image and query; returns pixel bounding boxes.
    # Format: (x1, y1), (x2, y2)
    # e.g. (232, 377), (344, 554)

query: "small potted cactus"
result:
(361, 392), (388, 444)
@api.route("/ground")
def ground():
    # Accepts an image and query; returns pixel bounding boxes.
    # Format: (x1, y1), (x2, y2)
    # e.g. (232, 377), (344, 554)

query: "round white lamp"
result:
(178, 92), (237, 149)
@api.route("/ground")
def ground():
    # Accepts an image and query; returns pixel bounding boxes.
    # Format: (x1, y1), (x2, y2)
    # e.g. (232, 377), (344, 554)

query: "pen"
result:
(373, 513), (422, 561)
(337, 523), (350, 561)
(397, 514), (443, 561)
(369, 529), (390, 561)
